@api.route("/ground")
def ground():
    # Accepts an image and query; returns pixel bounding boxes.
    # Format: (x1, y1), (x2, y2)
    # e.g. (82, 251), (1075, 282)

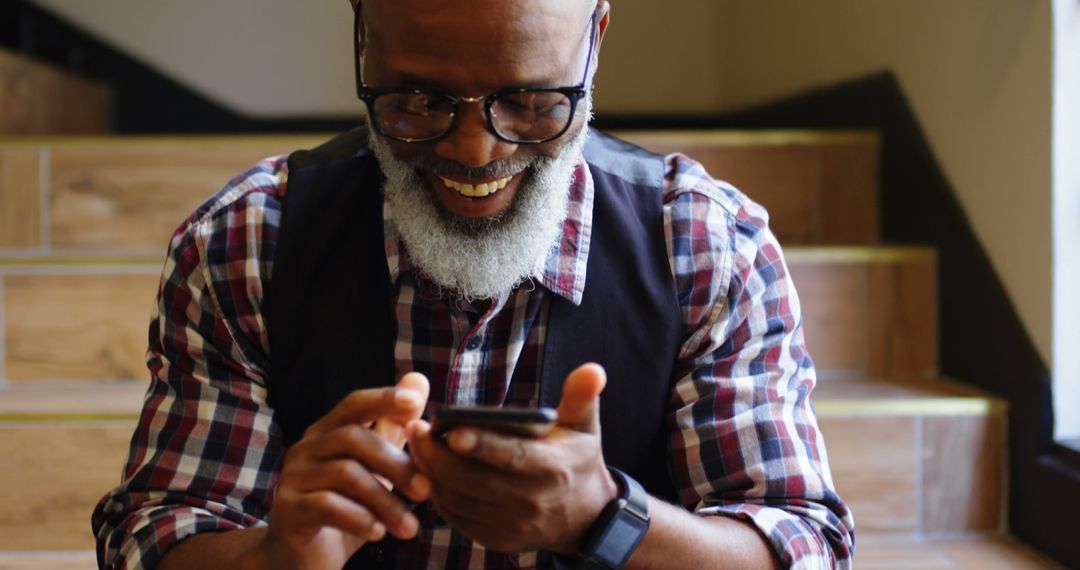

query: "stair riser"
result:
(0, 132), (878, 252)
(0, 423), (135, 551)
(0, 150), (41, 249)
(622, 133), (879, 245)
(1, 251), (932, 382)
(1, 271), (160, 382)
(0, 48), (110, 137)
(0, 408), (1003, 551)
(788, 253), (938, 379)
(820, 410), (1005, 534)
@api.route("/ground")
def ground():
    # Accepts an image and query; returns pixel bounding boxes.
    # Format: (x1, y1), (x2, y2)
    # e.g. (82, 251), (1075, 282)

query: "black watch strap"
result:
(558, 467), (650, 569)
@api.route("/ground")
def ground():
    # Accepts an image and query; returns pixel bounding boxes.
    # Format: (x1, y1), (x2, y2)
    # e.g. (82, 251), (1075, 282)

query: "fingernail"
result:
(410, 473), (432, 496)
(399, 513), (419, 537)
(369, 521), (386, 541)
(412, 420), (432, 436)
(450, 429), (477, 451)
(394, 389), (422, 406)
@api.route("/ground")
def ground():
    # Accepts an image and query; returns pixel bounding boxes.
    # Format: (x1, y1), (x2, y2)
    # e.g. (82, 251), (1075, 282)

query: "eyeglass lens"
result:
(371, 90), (574, 143)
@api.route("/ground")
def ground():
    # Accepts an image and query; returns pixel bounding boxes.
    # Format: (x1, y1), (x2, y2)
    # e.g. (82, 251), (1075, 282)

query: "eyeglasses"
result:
(353, 3), (597, 144)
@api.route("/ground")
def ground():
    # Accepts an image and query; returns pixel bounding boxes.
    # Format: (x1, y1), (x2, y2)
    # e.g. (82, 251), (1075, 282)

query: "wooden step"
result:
(0, 377), (1003, 552)
(0, 536), (1062, 570)
(0, 130), (878, 252)
(0, 382), (142, 552)
(620, 130), (879, 245)
(0, 48), (110, 136)
(856, 533), (1064, 569)
(0, 136), (325, 253)
(0, 551), (97, 570)
(0, 246), (931, 382)
(787, 246), (938, 379)
(0, 259), (161, 382)
(814, 377), (1006, 535)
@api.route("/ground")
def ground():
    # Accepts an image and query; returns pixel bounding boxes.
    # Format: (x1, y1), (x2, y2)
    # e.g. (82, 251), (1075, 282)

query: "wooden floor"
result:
(0, 535), (1064, 569)
(857, 534), (1065, 569)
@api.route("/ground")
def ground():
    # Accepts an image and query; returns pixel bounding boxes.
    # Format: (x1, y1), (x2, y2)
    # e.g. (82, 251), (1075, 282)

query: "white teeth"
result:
(439, 175), (514, 198)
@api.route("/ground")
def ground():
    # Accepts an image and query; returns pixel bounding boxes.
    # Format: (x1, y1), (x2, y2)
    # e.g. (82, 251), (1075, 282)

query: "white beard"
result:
(370, 124), (590, 301)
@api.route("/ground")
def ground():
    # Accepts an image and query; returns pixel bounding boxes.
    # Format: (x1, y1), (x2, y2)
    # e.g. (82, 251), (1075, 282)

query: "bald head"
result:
(356, 0), (606, 95)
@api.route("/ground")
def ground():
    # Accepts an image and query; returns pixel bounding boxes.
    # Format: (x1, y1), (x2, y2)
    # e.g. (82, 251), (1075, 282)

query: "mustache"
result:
(399, 153), (542, 180)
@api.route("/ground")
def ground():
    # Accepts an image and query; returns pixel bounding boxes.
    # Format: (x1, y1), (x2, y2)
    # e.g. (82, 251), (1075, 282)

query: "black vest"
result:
(266, 127), (683, 567)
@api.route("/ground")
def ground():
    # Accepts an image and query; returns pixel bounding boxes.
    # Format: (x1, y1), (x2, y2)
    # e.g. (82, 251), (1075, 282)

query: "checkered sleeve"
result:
(91, 157), (289, 570)
(662, 153), (856, 569)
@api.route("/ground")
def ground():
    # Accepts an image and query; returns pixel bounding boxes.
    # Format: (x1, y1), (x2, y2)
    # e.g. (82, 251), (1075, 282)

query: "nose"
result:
(432, 101), (518, 168)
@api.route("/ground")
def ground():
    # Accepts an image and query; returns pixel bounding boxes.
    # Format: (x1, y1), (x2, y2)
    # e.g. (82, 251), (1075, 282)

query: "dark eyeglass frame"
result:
(352, 2), (597, 144)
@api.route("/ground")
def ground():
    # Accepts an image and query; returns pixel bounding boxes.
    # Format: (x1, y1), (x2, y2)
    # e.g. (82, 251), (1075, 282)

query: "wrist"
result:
(570, 467), (651, 569)
(239, 530), (276, 570)
(552, 465), (622, 556)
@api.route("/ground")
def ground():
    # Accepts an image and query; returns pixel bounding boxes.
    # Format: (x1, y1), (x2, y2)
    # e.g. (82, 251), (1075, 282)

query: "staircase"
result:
(0, 115), (1064, 568)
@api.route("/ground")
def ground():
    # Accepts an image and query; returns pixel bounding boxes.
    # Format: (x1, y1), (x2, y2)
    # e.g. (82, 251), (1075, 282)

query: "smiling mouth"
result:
(438, 174), (515, 198)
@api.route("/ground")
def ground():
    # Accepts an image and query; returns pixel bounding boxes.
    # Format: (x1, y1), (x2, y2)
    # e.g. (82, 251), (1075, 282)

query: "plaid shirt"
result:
(92, 138), (855, 569)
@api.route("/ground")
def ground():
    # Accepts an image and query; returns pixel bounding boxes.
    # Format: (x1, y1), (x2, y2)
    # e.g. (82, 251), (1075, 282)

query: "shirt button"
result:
(466, 336), (482, 350)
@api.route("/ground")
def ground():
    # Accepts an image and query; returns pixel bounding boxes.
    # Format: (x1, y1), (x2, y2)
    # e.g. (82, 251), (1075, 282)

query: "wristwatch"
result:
(566, 467), (651, 569)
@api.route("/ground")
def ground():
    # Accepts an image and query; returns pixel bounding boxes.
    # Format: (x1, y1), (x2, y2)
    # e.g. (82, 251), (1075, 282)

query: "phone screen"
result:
(431, 405), (557, 438)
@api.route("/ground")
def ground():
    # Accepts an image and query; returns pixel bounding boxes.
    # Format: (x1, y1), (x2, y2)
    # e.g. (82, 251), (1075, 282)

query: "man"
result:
(93, 0), (855, 568)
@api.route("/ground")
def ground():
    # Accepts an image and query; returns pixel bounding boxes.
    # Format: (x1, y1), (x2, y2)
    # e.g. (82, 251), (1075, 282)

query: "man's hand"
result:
(408, 363), (618, 554)
(258, 373), (432, 570)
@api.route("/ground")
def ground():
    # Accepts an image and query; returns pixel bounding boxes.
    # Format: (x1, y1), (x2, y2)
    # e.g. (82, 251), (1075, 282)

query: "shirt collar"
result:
(384, 156), (593, 306)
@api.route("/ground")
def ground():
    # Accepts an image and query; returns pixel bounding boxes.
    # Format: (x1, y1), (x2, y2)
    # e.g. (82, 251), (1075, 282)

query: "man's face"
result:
(361, 0), (604, 220)
(359, 0), (609, 300)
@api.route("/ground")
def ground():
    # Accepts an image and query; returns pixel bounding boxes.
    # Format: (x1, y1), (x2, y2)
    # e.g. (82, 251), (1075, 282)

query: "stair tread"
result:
(813, 377), (1004, 417)
(0, 376), (997, 420)
(856, 533), (1064, 569)
(814, 376), (994, 401)
(0, 535), (1060, 569)
(0, 382), (145, 418)
(0, 244), (936, 267)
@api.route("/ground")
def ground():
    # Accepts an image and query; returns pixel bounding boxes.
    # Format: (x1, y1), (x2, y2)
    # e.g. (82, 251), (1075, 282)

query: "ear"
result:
(595, 1), (611, 51)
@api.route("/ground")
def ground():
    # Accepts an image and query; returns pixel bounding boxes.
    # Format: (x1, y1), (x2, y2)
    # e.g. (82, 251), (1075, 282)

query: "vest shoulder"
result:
(584, 129), (665, 189)
(287, 127), (374, 171)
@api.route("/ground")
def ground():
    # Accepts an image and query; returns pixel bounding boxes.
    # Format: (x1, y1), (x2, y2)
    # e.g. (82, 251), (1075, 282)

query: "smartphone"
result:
(431, 405), (557, 438)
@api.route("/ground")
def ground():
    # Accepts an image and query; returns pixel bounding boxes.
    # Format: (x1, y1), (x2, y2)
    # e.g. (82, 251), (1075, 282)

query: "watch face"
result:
(593, 511), (650, 568)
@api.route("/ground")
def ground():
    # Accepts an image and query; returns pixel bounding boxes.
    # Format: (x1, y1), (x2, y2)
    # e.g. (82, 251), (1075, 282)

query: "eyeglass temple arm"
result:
(354, 1), (366, 97)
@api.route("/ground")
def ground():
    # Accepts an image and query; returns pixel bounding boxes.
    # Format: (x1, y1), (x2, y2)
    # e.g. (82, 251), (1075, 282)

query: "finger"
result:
(306, 385), (426, 437)
(555, 363), (606, 433)
(446, 428), (541, 475)
(407, 419), (435, 473)
(291, 459), (420, 539)
(410, 422), (524, 503)
(289, 489), (387, 542)
(306, 424), (432, 501)
(375, 372), (431, 447)
(396, 372), (431, 408)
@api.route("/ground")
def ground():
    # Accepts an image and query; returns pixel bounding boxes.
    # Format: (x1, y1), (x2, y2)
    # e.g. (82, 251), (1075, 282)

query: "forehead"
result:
(362, 0), (593, 89)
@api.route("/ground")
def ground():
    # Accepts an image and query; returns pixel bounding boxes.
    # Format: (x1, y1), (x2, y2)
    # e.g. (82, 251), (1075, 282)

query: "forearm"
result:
(157, 527), (269, 570)
(626, 498), (780, 570)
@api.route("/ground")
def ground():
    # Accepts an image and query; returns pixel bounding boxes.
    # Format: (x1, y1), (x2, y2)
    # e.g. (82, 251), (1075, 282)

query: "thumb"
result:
(555, 363), (606, 433)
